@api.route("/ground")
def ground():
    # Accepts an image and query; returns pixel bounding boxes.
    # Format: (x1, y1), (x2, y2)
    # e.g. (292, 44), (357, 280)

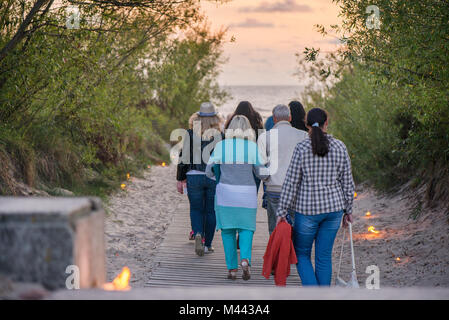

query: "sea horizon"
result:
(218, 84), (305, 119)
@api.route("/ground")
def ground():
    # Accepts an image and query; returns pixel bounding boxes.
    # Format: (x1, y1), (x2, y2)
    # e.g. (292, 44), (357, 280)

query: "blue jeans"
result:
(186, 174), (217, 247)
(266, 192), (294, 234)
(265, 192), (280, 235)
(221, 228), (254, 270)
(293, 210), (343, 286)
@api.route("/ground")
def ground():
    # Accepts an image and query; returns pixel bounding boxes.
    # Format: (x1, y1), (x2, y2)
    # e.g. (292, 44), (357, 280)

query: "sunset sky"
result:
(201, 0), (342, 86)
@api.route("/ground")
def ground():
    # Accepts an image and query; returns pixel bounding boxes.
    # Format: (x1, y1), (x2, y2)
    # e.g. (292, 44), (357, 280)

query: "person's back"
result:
(258, 104), (308, 234)
(264, 116), (274, 131)
(259, 121), (308, 193)
(288, 100), (308, 132)
(291, 135), (352, 214)
(276, 107), (355, 287)
(206, 115), (267, 281)
(212, 137), (261, 215)
(176, 102), (224, 256)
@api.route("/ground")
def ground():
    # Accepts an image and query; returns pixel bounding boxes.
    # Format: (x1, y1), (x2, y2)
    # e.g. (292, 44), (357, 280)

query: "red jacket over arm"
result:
(262, 221), (298, 286)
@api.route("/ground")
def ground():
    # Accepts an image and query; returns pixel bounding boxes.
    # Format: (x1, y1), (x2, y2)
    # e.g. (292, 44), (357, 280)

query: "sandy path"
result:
(105, 165), (449, 288)
(336, 188), (449, 287)
(104, 165), (186, 285)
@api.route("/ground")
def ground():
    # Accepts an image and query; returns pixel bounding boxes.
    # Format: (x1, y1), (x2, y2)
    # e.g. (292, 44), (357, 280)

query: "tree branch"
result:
(0, 0), (51, 64)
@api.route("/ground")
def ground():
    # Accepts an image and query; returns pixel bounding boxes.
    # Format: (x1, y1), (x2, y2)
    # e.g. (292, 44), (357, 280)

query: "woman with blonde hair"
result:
(177, 102), (224, 256)
(206, 115), (267, 281)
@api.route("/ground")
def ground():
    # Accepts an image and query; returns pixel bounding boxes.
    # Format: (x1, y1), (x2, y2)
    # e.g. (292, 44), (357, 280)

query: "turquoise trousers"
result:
(221, 228), (254, 270)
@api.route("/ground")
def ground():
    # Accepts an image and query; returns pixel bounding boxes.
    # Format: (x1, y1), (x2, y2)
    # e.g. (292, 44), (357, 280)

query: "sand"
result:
(104, 164), (185, 285)
(336, 187), (449, 287)
(105, 165), (449, 288)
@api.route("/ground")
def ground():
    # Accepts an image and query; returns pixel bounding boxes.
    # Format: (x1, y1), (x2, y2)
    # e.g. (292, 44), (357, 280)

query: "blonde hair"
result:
(225, 115), (256, 141)
(188, 112), (224, 135)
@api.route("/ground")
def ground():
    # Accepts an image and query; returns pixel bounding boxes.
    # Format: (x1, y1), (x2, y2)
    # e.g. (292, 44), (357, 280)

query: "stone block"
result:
(0, 197), (106, 290)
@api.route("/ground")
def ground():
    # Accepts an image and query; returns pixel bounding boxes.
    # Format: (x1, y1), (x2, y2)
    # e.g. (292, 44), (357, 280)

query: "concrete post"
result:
(0, 197), (106, 290)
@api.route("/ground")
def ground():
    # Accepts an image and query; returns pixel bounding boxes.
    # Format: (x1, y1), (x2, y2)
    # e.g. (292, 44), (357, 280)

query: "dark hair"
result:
(225, 101), (263, 138)
(307, 108), (329, 157)
(288, 100), (308, 132)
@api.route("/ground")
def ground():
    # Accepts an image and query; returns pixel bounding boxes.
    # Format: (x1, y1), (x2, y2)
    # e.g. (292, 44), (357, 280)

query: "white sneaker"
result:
(241, 259), (251, 281)
(204, 246), (214, 254)
(194, 234), (204, 256)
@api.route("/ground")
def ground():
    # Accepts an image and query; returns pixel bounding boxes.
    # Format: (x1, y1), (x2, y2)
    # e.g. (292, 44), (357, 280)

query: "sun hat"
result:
(197, 102), (217, 117)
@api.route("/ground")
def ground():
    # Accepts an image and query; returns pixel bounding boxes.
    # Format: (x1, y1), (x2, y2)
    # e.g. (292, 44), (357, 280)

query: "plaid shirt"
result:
(276, 135), (355, 217)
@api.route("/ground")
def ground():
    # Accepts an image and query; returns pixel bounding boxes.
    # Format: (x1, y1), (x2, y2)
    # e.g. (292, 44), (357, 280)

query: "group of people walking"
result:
(176, 100), (355, 286)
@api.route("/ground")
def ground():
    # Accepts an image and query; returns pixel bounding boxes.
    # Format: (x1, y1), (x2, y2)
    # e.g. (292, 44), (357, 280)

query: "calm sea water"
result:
(219, 85), (304, 121)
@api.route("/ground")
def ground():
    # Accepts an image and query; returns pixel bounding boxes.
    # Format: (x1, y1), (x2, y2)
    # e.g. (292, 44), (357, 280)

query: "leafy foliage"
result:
(298, 0), (449, 205)
(0, 0), (228, 196)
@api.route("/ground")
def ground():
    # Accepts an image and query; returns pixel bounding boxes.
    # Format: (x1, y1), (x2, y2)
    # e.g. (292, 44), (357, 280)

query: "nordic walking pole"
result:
(348, 222), (360, 288)
(349, 222), (356, 272)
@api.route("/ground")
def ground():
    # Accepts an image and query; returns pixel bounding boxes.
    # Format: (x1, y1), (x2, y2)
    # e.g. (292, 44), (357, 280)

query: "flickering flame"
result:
(126, 173), (130, 180)
(103, 267), (131, 291)
(161, 162), (166, 167)
(395, 257), (401, 262)
(121, 183), (126, 190)
(365, 211), (371, 216)
(368, 226), (380, 234)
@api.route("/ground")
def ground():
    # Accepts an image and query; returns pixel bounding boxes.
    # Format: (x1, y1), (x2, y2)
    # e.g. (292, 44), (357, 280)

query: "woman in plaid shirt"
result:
(276, 108), (355, 286)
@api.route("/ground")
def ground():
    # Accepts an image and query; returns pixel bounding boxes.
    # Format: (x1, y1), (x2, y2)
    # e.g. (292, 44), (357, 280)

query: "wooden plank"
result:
(146, 197), (303, 288)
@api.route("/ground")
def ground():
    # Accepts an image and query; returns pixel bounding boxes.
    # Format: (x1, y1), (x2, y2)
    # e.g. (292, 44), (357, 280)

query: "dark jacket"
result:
(176, 129), (223, 181)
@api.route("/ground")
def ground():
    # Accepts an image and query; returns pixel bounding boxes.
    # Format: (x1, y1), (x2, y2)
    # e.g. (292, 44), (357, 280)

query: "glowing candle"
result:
(103, 267), (131, 291)
(368, 226), (380, 234)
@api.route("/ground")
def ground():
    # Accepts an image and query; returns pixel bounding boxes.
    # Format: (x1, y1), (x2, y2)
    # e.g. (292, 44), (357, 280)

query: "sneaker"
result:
(204, 246), (214, 254)
(194, 233), (204, 256)
(241, 259), (251, 281)
(227, 269), (237, 280)
(189, 230), (195, 240)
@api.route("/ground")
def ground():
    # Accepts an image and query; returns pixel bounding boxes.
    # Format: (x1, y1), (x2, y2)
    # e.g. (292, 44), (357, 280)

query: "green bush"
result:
(298, 0), (449, 206)
(0, 1), (228, 198)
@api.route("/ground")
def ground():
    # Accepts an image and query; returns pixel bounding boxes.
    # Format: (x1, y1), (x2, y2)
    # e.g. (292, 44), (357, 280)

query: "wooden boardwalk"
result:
(146, 199), (302, 288)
